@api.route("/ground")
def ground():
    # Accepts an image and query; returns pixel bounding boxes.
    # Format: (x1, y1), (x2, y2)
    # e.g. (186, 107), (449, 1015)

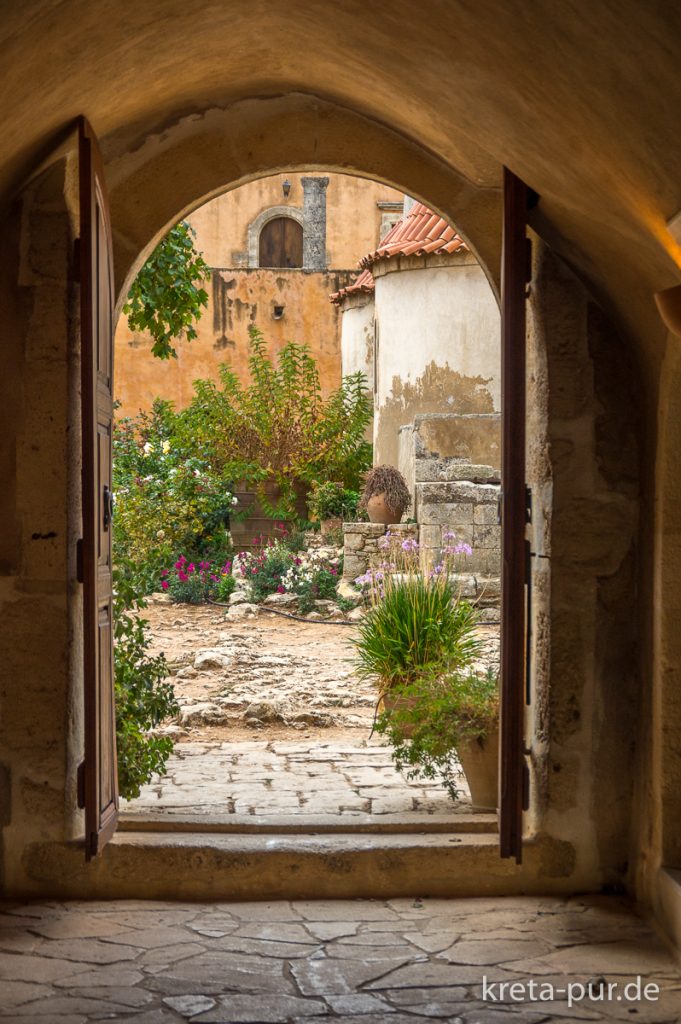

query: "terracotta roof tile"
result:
(359, 202), (468, 268)
(329, 266), (375, 305)
(330, 202), (466, 305)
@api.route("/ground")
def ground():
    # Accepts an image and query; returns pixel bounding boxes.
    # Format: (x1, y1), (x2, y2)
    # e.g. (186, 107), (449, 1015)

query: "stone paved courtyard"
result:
(122, 739), (471, 822)
(123, 605), (500, 822)
(1, 895), (680, 1021)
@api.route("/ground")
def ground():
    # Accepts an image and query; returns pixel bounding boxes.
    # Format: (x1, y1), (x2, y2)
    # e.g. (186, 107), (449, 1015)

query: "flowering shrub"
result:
(164, 555), (232, 604)
(280, 549), (343, 613)
(234, 543), (295, 604)
(113, 400), (236, 591)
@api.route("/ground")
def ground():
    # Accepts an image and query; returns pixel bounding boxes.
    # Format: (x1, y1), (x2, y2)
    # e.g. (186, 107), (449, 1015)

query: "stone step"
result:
(117, 811), (498, 835)
(24, 831), (554, 901)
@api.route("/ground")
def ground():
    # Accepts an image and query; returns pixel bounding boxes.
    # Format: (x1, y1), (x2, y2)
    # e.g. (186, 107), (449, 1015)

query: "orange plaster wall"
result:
(115, 268), (356, 415)
(114, 172), (402, 414)
(186, 171), (404, 270)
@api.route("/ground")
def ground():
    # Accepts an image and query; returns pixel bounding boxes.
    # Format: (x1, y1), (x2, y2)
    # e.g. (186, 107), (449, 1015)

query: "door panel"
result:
(259, 216), (303, 267)
(79, 116), (118, 858)
(499, 167), (529, 863)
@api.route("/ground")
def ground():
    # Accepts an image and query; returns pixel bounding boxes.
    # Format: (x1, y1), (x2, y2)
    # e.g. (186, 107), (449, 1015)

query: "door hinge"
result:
(77, 760), (86, 809)
(76, 538), (83, 583)
(525, 485), (532, 524)
(522, 757), (531, 811)
(73, 237), (81, 283)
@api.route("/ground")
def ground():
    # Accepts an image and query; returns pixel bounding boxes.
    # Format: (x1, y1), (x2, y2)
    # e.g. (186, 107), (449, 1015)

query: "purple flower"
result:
(454, 542), (473, 556)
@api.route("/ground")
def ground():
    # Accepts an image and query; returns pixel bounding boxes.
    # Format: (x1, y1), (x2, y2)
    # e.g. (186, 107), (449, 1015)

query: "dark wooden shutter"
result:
(499, 167), (530, 863)
(79, 117), (118, 858)
(259, 216), (303, 267)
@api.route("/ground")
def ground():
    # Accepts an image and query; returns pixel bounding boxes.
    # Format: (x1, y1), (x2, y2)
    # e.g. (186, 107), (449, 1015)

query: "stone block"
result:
(474, 524), (501, 548)
(415, 458), (500, 484)
(343, 523), (385, 537)
(417, 503), (474, 526)
(417, 481), (499, 505)
(419, 525), (442, 548)
(343, 531), (365, 551)
(476, 576), (502, 603)
(474, 503), (500, 525)
(342, 553), (368, 580)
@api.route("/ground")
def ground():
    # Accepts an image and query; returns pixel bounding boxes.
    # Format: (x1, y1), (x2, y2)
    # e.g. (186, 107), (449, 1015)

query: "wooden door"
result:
(79, 117), (118, 858)
(499, 167), (530, 863)
(259, 216), (303, 267)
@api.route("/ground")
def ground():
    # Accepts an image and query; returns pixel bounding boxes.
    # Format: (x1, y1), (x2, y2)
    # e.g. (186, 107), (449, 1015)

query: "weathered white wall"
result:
(373, 253), (500, 467)
(340, 295), (374, 390)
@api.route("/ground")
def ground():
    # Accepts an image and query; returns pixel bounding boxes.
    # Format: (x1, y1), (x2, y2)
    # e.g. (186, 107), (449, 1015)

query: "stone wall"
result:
(342, 523), (418, 582)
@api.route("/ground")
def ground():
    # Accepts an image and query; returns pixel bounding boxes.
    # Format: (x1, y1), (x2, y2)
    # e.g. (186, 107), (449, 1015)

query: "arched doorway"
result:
(258, 215), (303, 268)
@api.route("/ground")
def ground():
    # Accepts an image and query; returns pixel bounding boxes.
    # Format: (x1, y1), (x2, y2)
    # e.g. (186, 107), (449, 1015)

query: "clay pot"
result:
(456, 724), (499, 812)
(366, 493), (401, 525)
(379, 690), (417, 738)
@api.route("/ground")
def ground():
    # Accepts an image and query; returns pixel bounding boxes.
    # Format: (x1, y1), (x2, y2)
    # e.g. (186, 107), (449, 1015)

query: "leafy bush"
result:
(233, 544), (295, 603)
(123, 221), (209, 360)
(374, 668), (499, 800)
(215, 571), (236, 602)
(113, 400), (236, 590)
(113, 562), (179, 800)
(307, 481), (359, 522)
(177, 326), (373, 519)
(280, 550), (343, 613)
(163, 555), (232, 604)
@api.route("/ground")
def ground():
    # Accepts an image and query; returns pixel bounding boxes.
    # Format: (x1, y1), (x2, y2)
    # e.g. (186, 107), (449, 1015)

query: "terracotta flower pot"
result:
(379, 690), (417, 738)
(456, 724), (499, 812)
(366, 493), (401, 525)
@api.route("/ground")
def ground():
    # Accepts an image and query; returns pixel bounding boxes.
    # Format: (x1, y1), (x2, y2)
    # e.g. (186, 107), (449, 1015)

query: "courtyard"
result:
(121, 603), (500, 826)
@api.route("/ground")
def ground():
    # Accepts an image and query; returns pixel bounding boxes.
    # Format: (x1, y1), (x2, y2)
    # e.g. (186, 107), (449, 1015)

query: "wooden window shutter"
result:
(79, 116), (118, 858)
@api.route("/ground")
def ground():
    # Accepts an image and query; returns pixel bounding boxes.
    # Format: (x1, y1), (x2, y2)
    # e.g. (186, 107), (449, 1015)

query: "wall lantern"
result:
(655, 285), (681, 338)
(282, 179), (291, 199)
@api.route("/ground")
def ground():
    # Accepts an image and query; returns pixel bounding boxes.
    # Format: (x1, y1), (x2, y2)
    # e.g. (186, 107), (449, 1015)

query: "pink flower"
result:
(187, 563), (195, 573)
(161, 569), (169, 577)
(161, 580), (169, 590)
(178, 571), (188, 583)
(276, 585), (285, 593)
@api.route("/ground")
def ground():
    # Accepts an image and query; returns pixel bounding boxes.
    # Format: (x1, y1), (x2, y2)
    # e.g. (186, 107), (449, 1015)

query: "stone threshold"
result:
(117, 811), (498, 834)
(22, 830), (575, 902)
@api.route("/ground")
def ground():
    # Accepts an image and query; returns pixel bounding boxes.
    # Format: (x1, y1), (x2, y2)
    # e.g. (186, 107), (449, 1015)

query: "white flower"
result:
(231, 495), (238, 505)
(142, 442), (152, 456)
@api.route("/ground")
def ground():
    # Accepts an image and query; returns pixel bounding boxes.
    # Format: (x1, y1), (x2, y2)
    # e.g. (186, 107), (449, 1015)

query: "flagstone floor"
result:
(1, 895), (680, 1022)
(122, 739), (472, 822)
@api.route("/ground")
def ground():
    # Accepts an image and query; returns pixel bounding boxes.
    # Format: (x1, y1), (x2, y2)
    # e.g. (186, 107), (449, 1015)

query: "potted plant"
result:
(352, 540), (499, 810)
(359, 465), (411, 525)
(375, 668), (499, 811)
(308, 481), (359, 537)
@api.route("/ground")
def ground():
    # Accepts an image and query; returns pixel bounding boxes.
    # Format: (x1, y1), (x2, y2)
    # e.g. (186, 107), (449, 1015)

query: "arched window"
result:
(259, 216), (303, 268)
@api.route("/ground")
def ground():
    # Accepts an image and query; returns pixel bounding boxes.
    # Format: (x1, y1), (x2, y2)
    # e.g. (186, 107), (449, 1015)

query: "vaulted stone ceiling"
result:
(2, 1), (680, 387)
